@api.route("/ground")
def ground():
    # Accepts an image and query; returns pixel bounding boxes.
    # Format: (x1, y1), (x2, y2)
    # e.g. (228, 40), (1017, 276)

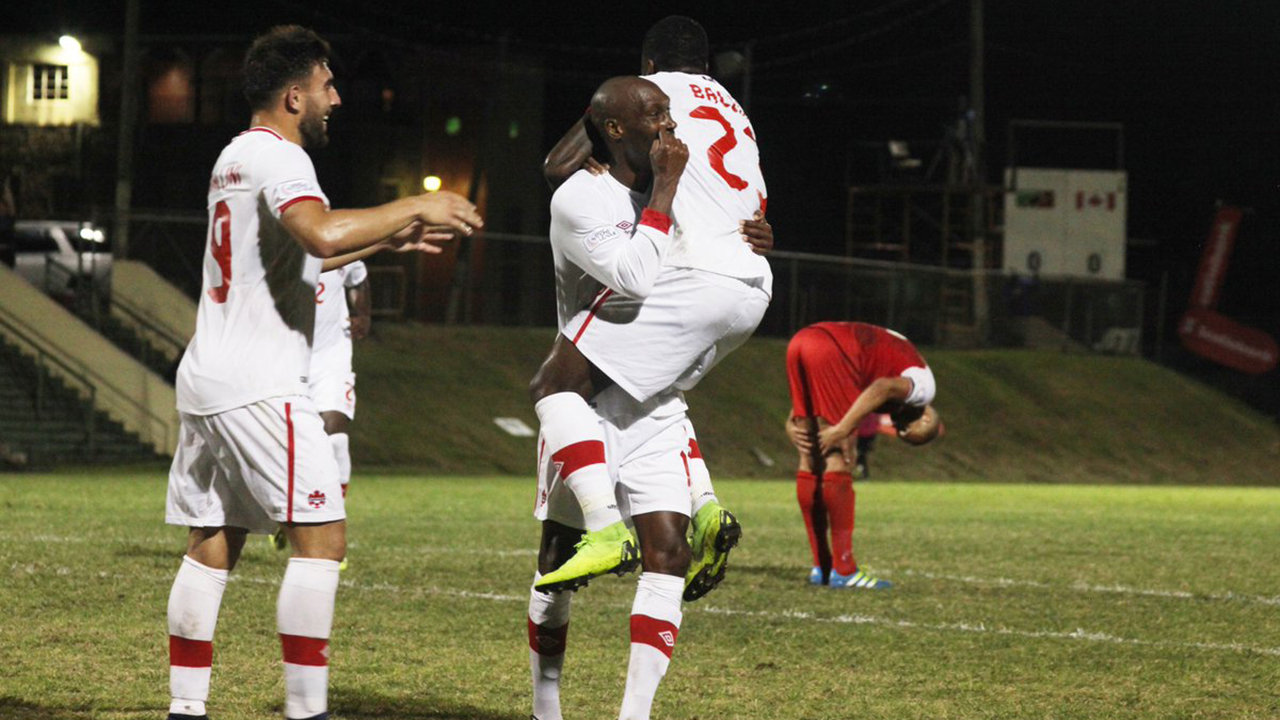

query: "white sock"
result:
(535, 393), (621, 531)
(619, 573), (684, 720)
(168, 555), (228, 717)
(330, 432), (351, 497)
(528, 572), (573, 720)
(277, 558), (340, 719)
(685, 434), (718, 516)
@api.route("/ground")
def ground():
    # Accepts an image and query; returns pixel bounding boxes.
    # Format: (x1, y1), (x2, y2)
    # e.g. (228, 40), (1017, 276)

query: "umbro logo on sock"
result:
(658, 631), (675, 646)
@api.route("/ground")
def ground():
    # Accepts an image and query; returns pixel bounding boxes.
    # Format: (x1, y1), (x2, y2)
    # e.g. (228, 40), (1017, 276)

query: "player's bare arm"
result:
(646, 126), (687, 217)
(283, 191), (481, 262)
(818, 376), (913, 454)
(544, 116), (610, 189)
(347, 277), (372, 340)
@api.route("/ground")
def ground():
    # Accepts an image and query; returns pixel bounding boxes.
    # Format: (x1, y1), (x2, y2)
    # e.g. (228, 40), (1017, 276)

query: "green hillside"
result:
(350, 323), (1280, 485)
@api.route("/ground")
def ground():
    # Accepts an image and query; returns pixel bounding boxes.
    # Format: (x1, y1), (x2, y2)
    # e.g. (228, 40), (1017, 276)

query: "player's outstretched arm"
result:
(283, 191), (481, 260)
(818, 377), (912, 454)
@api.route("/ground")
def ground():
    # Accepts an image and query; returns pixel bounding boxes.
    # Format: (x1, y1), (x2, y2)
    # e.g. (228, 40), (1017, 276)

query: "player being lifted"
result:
(162, 26), (479, 720)
(784, 322), (942, 589)
(531, 15), (772, 599)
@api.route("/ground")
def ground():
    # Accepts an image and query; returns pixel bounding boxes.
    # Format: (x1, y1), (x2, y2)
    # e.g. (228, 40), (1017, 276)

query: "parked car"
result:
(11, 220), (113, 303)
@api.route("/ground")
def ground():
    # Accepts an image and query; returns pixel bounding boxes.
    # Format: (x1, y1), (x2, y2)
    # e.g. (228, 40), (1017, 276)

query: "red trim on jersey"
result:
(285, 402), (295, 523)
(278, 195), (325, 215)
(551, 440), (605, 479)
(571, 288), (614, 344)
(279, 633), (329, 666)
(528, 618), (570, 656)
(687, 439), (702, 459)
(630, 614), (679, 658)
(169, 636), (213, 668)
(239, 126), (284, 140)
(639, 208), (672, 234)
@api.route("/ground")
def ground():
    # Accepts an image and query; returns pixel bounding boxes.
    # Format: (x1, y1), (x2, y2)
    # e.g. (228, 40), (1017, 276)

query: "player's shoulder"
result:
(551, 170), (617, 212)
(646, 70), (713, 92)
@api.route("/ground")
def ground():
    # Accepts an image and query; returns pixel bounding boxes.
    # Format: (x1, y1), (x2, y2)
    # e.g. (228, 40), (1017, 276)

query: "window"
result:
(32, 65), (70, 100)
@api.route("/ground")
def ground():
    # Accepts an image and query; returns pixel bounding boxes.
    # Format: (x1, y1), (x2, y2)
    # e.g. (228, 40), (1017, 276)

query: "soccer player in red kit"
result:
(785, 322), (942, 589)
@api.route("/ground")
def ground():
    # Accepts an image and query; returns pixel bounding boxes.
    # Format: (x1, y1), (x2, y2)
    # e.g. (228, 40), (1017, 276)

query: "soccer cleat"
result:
(808, 566), (823, 585)
(534, 521), (640, 593)
(269, 527), (287, 551)
(338, 557), (348, 572)
(682, 502), (742, 602)
(829, 568), (892, 590)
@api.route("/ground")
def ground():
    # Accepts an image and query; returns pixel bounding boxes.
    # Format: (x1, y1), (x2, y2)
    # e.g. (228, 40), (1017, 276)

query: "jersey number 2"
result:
(208, 200), (232, 303)
(689, 105), (750, 191)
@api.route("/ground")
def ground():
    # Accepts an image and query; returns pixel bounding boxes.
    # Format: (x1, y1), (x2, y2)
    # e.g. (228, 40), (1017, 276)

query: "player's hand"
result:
(411, 191), (483, 236)
(385, 222), (455, 254)
(785, 415), (813, 453)
(817, 424), (850, 455)
(348, 314), (371, 340)
(650, 127), (688, 182)
(583, 157), (611, 176)
(741, 211), (773, 255)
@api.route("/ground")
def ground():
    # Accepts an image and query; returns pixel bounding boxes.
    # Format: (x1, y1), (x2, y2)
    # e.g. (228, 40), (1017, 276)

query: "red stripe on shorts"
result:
(571, 288), (614, 344)
(280, 633), (329, 666)
(551, 440), (605, 479)
(630, 614), (679, 659)
(169, 636), (213, 668)
(687, 439), (702, 459)
(681, 451), (691, 488)
(286, 402), (295, 523)
(527, 618), (570, 655)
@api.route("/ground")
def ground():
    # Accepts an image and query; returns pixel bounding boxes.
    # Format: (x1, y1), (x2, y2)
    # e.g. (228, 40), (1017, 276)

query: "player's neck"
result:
(609, 163), (650, 193)
(247, 111), (302, 146)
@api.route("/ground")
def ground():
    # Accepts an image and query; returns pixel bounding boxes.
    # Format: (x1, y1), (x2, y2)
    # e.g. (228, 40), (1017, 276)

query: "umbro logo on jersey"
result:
(658, 630), (675, 646)
(615, 221), (633, 231)
(308, 490), (327, 508)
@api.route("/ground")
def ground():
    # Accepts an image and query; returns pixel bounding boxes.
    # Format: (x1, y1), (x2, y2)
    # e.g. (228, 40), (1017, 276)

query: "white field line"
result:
(4, 532), (1278, 606)
(14, 566), (1276, 659)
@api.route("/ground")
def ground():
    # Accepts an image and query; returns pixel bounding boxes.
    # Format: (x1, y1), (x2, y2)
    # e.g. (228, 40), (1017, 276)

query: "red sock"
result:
(822, 471), (857, 575)
(796, 471), (830, 570)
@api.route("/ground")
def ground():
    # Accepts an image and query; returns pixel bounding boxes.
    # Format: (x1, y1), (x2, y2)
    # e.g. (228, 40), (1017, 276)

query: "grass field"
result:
(2, 472), (1279, 720)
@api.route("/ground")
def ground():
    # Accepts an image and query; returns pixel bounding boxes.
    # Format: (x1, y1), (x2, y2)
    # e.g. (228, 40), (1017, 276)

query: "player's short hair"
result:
(242, 25), (331, 111)
(641, 16), (709, 73)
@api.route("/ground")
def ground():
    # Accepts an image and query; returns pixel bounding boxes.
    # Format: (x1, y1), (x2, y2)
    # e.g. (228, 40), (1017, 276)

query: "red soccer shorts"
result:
(786, 325), (861, 426)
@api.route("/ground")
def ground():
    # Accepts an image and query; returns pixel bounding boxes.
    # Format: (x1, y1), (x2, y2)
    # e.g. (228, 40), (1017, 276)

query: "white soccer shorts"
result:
(534, 388), (700, 529)
(564, 268), (771, 403)
(309, 344), (356, 419)
(166, 395), (346, 534)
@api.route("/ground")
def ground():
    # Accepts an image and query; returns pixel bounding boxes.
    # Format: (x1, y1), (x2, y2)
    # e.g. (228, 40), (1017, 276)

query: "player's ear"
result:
(284, 84), (303, 114)
(604, 118), (623, 140)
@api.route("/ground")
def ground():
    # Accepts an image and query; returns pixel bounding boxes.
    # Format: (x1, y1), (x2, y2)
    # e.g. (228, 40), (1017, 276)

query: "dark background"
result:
(9, 0), (1279, 411)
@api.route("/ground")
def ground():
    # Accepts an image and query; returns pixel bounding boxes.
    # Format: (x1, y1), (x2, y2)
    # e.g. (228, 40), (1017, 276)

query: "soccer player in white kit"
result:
(311, 261), (368, 496)
(162, 26), (480, 720)
(529, 15), (771, 600)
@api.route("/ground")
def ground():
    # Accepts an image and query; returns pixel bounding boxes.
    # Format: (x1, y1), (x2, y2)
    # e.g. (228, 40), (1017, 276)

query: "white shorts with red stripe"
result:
(563, 268), (771, 404)
(534, 388), (700, 528)
(309, 344), (356, 419)
(166, 396), (345, 534)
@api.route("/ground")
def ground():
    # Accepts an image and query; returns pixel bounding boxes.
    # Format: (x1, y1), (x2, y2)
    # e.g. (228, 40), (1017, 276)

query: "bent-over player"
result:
(785, 322), (942, 590)
(163, 26), (479, 720)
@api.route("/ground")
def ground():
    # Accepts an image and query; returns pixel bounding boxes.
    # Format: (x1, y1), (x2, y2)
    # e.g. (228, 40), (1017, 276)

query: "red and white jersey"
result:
(812, 322), (935, 406)
(313, 260), (367, 356)
(176, 127), (329, 415)
(548, 170), (673, 330)
(645, 71), (771, 284)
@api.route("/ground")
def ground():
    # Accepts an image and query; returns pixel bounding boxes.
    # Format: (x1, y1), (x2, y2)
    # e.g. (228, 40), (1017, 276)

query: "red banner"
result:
(1188, 206), (1242, 310)
(1178, 308), (1278, 375)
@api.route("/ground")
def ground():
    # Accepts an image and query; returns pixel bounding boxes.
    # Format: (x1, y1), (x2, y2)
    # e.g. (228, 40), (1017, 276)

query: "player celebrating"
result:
(163, 26), (479, 720)
(532, 15), (772, 600)
(784, 322), (942, 590)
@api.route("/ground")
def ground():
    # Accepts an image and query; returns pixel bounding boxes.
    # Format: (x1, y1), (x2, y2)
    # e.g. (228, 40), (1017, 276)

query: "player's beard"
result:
(299, 103), (330, 149)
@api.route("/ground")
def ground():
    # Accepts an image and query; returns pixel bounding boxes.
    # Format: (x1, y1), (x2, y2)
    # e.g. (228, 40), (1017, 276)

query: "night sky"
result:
(13, 0), (1280, 358)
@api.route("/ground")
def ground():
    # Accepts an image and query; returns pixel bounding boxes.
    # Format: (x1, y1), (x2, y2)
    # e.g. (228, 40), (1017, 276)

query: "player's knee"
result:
(643, 536), (692, 576)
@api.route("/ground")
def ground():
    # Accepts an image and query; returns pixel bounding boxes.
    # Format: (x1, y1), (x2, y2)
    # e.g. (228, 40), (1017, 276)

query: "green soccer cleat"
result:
(269, 527), (287, 551)
(683, 502), (742, 602)
(534, 521), (640, 593)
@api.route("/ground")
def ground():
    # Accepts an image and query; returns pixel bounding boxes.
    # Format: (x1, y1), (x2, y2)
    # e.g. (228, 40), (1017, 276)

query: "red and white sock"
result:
(277, 558), (340, 719)
(619, 572), (683, 720)
(684, 435), (717, 516)
(795, 470), (830, 570)
(535, 392), (620, 531)
(822, 471), (857, 575)
(330, 432), (351, 498)
(528, 572), (573, 720)
(167, 555), (228, 718)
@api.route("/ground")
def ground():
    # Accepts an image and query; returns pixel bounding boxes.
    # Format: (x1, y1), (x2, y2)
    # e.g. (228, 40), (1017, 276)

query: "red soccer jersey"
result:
(786, 322), (928, 423)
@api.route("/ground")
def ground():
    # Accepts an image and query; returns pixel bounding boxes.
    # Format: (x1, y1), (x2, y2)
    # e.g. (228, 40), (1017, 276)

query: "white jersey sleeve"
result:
(343, 260), (368, 287)
(549, 171), (673, 301)
(645, 72), (771, 285)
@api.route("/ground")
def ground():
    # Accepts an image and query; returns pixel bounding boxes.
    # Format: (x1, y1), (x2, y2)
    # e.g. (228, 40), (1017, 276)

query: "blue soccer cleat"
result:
(829, 568), (892, 590)
(808, 566), (823, 585)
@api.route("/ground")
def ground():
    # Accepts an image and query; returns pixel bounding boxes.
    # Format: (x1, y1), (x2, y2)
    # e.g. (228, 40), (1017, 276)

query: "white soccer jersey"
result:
(646, 71), (771, 283)
(313, 260), (367, 355)
(548, 170), (672, 330)
(176, 127), (329, 415)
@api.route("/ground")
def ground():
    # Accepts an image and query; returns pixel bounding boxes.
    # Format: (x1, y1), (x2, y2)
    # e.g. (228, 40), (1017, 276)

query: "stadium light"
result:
(59, 35), (82, 53)
(422, 175), (442, 192)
